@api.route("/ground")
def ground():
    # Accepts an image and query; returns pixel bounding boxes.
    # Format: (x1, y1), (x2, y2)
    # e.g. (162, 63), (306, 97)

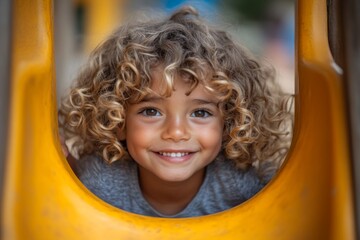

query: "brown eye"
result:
(191, 109), (212, 118)
(139, 108), (161, 117)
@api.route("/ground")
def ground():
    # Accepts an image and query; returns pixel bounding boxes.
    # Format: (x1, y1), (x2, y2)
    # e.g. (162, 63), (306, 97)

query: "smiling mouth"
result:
(158, 152), (190, 157)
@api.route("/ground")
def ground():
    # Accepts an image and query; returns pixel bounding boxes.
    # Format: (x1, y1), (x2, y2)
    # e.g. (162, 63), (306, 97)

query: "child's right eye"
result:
(139, 108), (161, 117)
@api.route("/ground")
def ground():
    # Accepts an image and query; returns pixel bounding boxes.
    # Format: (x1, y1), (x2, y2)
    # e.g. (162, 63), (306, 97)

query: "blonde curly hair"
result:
(59, 6), (293, 176)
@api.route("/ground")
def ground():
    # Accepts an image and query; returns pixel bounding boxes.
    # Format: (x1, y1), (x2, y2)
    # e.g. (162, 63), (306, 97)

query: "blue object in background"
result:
(161, 0), (219, 19)
(281, 11), (295, 59)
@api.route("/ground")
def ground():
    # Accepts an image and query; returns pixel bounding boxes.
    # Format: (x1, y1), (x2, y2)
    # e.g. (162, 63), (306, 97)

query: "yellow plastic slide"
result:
(1, 0), (355, 239)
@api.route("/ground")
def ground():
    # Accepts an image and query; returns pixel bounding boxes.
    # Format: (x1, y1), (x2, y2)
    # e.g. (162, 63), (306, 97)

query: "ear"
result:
(116, 126), (126, 141)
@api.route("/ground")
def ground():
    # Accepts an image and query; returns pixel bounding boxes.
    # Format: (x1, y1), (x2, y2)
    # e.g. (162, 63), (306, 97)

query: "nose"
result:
(161, 114), (190, 142)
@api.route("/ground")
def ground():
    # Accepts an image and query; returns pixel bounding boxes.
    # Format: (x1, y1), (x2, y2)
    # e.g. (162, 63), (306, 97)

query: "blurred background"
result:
(54, 0), (295, 103)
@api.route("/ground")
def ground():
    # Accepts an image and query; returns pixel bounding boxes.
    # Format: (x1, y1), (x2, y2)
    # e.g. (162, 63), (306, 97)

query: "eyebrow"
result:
(140, 95), (164, 103)
(191, 99), (219, 106)
(139, 96), (219, 106)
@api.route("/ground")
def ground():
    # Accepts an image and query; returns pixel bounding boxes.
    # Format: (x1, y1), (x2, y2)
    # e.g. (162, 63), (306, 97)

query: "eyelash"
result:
(138, 107), (213, 118)
(138, 107), (161, 117)
(190, 109), (213, 118)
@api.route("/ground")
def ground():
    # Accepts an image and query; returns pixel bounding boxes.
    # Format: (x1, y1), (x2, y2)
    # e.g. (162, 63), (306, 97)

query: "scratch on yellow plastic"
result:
(0, 0), (355, 239)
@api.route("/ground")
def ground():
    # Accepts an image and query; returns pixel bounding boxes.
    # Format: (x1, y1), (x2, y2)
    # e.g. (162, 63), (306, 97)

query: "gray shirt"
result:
(77, 154), (267, 218)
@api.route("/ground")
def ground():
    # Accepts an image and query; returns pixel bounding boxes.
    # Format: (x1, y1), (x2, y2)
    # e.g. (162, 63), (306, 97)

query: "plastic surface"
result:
(1, 0), (355, 239)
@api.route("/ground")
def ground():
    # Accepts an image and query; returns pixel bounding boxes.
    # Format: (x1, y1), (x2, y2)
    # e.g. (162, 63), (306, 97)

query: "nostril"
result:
(161, 119), (190, 141)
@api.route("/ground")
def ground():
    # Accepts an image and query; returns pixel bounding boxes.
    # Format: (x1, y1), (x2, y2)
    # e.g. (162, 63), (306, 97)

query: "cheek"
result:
(125, 121), (155, 149)
(125, 128), (146, 159)
(194, 123), (223, 148)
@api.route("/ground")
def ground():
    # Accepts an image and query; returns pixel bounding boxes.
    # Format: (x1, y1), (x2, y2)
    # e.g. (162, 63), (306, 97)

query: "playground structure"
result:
(1, 0), (359, 239)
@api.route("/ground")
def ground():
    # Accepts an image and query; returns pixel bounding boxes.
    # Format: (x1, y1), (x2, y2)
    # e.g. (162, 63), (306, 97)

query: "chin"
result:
(157, 172), (192, 182)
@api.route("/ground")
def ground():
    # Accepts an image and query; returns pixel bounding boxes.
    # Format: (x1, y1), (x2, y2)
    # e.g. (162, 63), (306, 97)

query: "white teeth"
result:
(159, 152), (189, 157)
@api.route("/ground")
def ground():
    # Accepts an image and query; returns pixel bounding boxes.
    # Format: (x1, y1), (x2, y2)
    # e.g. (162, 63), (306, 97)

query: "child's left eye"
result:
(191, 109), (212, 118)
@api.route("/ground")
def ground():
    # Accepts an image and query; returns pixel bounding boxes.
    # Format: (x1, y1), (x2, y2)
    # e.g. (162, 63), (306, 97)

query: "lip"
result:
(152, 150), (196, 163)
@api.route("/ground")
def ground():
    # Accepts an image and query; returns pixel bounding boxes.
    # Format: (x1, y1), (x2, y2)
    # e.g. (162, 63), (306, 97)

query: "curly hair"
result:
(59, 6), (293, 177)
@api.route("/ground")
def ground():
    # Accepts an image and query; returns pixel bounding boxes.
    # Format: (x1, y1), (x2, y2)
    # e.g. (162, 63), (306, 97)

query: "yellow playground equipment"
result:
(1, 0), (357, 239)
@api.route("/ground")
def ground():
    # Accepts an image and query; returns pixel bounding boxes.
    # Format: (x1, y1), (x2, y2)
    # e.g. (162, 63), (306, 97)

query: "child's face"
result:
(123, 68), (224, 184)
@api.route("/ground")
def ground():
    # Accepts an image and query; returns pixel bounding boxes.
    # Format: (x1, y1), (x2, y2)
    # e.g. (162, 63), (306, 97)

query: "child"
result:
(59, 6), (293, 218)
